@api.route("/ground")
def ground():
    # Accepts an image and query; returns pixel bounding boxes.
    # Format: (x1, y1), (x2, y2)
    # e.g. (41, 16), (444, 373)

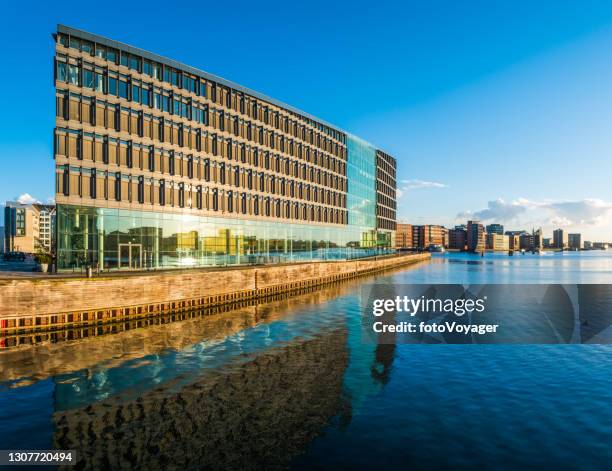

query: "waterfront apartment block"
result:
(553, 229), (568, 249)
(395, 223), (413, 249)
(4, 202), (56, 254)
(411, 225), (447, 250)
(467, 220), (485, 252)
(486, 233), (509, 252)
(568, 233), (582, 249)
(53, 25), (396, 270)
(448, 226), (467, 250)
(508, 234), (521, 251)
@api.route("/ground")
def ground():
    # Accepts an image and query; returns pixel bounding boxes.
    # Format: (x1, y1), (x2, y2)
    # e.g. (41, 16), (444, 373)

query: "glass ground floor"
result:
(56, 205), (395, 271)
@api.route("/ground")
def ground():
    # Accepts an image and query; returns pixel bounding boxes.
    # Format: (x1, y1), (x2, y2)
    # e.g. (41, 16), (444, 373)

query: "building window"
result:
(68, 64), (80, 86)
(196, 185), (203, 209)
(118, 77), (128, 99)
(212, 189), (218, 211)
(108, 76), (118, 96)
(178, 183), (185, 208)
(126, 142), (133, 168)
(159, 180), (166, 205)
(188, 156), (194, 179)
(115, 173), (122, 201)
(167, 151), (175, 176)
(63, 167), (70, 196)
(204, 159), (210, 181)
(56, 60), (67, 82)
(148, 147), (155, 172)
(138, 176), (144, 204)
(90, 168), (97, 199)
(227, 191), (233, 212)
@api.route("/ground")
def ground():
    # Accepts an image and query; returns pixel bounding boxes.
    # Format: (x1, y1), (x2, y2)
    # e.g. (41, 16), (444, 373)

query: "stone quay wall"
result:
(0, 253), (430, 332)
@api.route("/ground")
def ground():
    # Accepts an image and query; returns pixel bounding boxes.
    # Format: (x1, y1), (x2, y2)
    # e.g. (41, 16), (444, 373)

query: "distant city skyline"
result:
(2, 2), (612, 240)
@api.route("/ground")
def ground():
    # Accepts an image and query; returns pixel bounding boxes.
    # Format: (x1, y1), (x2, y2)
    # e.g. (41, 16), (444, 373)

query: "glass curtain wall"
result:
(56, 205), (393, 271)
(346, 135), (378, 249)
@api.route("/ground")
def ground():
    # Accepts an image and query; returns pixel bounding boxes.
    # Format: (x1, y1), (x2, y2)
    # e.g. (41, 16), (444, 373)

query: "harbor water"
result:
(1, 251), (611, 469)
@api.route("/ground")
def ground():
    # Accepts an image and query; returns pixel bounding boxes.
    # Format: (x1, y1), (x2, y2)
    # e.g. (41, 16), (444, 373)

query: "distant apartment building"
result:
(0, 226), (4, 253)
(413, 225), (447, 249)
(519, 233), (534, 250)
(533, 228), (543, 251)
(448, 226), (467, 250)
(395, 223), (413, 249)
(543, 237), (552, 248)
(568, 233), (582, 249)
(486, 223), (504, 235)
(507, 234), (521, 251)
(486, 233), (510, 251)
(592, 242), (609, 250)
(584, 240), (592, 249)
(467, 220), (485, 252)
(516, 228), (543, 251)
(553, 229), (568, 249)
(4, 202), (56, 254)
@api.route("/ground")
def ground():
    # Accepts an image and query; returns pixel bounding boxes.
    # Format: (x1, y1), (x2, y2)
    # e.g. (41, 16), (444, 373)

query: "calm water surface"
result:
(1, 251), (611, 469)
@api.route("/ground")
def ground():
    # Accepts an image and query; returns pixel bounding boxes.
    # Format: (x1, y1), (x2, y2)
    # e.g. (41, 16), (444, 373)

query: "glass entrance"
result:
(118, 243), (143, 270)
(131, 244), (142, 269)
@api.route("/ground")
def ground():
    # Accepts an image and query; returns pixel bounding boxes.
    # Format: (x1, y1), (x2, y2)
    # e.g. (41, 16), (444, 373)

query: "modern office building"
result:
(485, 223), (504, 235)
(4, 202), (56, 254)
(0, 226), (4, 253)
(568, 233), (582, 250)
(467, 220), (485, 252)
(553, 229), (568, 249)
(53, 25), (397, 270)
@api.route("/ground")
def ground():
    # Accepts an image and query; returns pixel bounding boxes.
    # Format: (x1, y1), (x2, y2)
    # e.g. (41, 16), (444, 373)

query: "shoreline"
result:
(0, 253), (430, 336)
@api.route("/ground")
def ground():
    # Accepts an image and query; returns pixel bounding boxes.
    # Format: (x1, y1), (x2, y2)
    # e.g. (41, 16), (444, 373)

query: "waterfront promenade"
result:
(0, 253), (430, 333)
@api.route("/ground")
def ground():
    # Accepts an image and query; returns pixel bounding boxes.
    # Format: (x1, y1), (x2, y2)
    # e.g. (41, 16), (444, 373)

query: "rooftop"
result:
(57, 24), (349, 138)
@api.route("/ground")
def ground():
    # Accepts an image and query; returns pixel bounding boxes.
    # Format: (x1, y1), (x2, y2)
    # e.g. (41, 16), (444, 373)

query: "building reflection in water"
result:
(53, 329), (349, 469)
(0, 269), (417, 468)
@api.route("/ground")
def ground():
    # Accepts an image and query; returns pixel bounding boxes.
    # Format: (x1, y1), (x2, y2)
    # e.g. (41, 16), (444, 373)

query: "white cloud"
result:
(397, 179), (448, 199)
(16, 193), (40, 205)
(457, 197), (612, 230)
(401, 179), (448, 190)
(544, 199), (612, 226)
(457, 198), (532, 222)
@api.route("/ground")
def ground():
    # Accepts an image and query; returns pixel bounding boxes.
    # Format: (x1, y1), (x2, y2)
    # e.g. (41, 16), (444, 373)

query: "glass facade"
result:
(57, 205), (393, 270)
(346, 135), (377, 229)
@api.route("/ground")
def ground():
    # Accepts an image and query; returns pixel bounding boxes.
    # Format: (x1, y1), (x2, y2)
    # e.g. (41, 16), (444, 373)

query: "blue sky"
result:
(2, 1), (612, 240)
